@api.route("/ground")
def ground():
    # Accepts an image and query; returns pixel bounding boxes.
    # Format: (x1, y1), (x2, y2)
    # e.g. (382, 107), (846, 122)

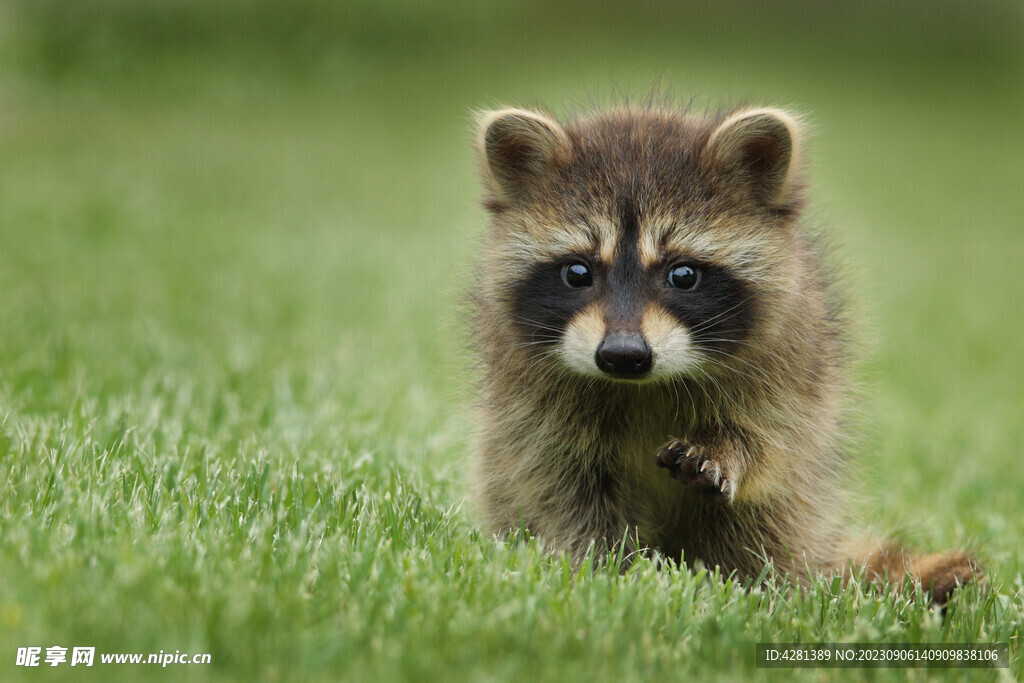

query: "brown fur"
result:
(468, 102), (979, 604)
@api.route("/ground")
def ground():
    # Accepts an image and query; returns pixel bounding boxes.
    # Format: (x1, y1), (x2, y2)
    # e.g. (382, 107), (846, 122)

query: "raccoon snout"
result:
(595, 332), (653, 377)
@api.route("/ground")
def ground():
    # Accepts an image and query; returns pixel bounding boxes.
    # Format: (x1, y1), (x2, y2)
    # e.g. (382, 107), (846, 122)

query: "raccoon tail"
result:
(842, 540), (982, 605)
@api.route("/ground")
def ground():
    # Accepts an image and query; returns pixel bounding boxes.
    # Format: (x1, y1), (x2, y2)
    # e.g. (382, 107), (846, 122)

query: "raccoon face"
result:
(476, 105), (803, 382)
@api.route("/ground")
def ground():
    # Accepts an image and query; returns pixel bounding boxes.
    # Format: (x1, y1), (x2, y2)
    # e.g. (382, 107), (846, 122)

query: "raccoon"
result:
(468, 102), (978, 603)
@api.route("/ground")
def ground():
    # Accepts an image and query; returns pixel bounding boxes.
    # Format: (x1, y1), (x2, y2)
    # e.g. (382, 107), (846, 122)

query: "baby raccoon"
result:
(469, 102), (978, 603)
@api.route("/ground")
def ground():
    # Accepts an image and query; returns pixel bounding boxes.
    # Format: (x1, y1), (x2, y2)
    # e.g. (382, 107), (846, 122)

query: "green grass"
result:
(0, 2), (1021, 680)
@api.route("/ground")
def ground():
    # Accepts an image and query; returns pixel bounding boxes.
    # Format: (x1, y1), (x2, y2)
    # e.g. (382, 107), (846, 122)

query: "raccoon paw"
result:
(655, 440), (735, 503)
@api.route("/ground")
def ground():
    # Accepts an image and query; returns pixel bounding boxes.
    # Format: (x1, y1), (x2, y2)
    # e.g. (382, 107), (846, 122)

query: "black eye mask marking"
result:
(507, 193), (756, 357)
(510, 253), (756, 356)
(511, 258), (600, 345)
(657, 259), (756, 354)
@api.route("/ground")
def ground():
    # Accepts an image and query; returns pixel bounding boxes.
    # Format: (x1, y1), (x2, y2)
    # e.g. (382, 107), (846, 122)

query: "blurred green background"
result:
(0, 1), (1021, 680)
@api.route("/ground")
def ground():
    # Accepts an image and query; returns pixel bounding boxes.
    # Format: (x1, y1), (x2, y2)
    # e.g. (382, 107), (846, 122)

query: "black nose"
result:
(595, 333), (653, 377)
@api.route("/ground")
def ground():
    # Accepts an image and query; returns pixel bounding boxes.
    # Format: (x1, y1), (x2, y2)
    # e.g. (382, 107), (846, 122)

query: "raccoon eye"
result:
(562, 262), (593, 288)
(667, 264), (700, 290)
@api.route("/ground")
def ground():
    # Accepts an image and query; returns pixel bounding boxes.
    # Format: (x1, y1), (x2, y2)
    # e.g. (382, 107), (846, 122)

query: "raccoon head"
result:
(475, 105), (805, 382)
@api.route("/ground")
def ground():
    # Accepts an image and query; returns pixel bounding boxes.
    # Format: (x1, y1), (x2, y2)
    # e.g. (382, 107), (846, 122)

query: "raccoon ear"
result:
(476, 108), (571, 207)
(706, 108), (802, 210)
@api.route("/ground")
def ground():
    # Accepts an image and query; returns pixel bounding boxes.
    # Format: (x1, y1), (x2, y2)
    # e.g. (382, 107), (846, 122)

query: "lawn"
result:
(0, 1), (1021, 680)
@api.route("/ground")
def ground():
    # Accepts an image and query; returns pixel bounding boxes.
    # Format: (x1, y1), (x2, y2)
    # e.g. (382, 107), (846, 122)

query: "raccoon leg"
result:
(655, 435), (749, 503)
(545, 481), (641, 569)
(481, 474), (638, 568)
(843, 540), (982, 605)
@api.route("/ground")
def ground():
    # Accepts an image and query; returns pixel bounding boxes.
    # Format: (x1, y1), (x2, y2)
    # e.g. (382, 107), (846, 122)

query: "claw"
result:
(656, 438), (734, 504)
